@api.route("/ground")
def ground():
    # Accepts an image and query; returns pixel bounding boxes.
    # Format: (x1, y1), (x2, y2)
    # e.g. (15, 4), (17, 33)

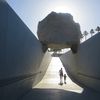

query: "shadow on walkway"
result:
(20, 57), (100, 100)
(21, 88), (100, 100)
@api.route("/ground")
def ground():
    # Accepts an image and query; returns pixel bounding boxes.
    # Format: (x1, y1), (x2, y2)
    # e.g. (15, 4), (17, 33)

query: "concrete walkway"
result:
(21, 88), (100, 100)
(21, 57), (100, 100)
(34, 57), (83, 93)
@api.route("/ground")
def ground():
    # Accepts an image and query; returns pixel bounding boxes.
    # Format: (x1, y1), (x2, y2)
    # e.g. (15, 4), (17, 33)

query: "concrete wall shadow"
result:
(60, 33), (100, 92)
(0, 1), (52, 100)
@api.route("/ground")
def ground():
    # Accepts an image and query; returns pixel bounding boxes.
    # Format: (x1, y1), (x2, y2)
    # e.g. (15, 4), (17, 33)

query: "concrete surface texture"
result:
(34, 57), (83, 93)
(21, 57), (100, 100)
(21, 88), (100, 100)
(0, 0), (100, 100)
(0, 1), (51, 100)
(60, 32), (100, 91)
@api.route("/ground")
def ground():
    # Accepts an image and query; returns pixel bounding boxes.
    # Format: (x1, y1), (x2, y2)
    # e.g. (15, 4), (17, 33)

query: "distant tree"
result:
(80, 33), (84, 41)
(90, 29), (95, 37)
(83, 31), (89, 40)
(95, 26), (100, 33)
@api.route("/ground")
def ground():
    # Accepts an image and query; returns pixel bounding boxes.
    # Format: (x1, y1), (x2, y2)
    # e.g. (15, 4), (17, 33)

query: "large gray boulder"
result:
(37, 12), (82, 53)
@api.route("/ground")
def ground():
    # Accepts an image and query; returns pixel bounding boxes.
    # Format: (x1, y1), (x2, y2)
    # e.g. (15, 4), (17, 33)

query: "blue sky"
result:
(6, 0), (100, 37)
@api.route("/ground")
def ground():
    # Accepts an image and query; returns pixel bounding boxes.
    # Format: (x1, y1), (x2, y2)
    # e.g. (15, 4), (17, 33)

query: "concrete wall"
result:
(60, 33), (100, 91)
(0, 1), (51, 99)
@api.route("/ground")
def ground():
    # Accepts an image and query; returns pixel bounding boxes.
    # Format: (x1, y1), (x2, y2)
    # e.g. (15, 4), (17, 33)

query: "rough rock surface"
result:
(37, 12), (81, 44)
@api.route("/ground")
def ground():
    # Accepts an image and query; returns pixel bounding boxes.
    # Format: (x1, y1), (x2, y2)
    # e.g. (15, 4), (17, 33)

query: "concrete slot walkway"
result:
(34, 57), (83, 93)
(21, 57), (100, 100)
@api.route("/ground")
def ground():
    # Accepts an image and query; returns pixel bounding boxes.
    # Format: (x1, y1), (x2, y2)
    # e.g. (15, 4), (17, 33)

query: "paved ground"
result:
(34, 57), (83, 93)
(21, 57), (100, 100)
(21, 88), (100, 100)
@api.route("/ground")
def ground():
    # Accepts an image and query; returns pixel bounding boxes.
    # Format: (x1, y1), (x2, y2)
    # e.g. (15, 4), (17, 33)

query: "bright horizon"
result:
(6, 0), (100, 37)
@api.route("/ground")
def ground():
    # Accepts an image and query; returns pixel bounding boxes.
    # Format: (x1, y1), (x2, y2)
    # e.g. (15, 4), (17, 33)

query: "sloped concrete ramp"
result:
(34, 57), (83, 93)
(60, 33), (100, 92)
(0, 1), (51, 100)
(21, 57), (100, 100)
(0, 0), (100, 100)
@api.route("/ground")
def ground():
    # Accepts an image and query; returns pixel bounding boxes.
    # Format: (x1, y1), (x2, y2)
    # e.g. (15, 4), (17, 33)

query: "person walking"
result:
(64, 74), (67, 84)
(59, 68), (63, 85)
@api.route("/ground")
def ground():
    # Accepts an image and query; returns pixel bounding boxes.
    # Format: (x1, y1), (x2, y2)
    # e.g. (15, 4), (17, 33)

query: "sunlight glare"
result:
(50, 4), (81, 23)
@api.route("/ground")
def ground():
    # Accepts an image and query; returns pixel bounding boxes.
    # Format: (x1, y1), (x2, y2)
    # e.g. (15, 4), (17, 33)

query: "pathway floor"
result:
(21, 57), (100, 100)
(34, 57), (83, 93)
